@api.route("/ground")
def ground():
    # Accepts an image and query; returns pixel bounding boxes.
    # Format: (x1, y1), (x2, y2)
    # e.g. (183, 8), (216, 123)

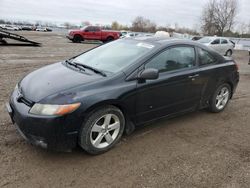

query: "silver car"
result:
(198, 37), (234, 56)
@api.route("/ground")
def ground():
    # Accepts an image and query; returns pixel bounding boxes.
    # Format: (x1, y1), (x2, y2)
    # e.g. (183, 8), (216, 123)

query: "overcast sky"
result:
(0, 0), (249, 28)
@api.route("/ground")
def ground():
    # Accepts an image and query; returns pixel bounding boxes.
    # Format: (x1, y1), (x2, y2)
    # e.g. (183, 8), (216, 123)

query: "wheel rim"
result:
(90, 114), (120, 149)
(215, 87), (230, 110)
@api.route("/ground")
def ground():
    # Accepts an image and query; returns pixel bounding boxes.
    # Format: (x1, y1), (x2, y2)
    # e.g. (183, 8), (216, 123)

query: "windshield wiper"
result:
(65, 60), (86, 72)
(74, 62), (107, 77)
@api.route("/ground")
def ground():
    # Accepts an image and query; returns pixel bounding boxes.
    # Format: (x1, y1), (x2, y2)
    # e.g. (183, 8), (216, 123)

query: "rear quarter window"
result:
(221, 39), (228, 44)
(198, 48), (217, 66)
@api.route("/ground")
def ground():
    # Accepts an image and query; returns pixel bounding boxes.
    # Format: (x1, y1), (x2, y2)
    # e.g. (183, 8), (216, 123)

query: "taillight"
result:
(235, 62), (239, 71)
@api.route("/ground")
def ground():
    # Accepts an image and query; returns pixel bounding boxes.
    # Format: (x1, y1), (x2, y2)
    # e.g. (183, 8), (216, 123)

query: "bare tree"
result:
(81, 21), (91, 27)
(201, 0), (238, 36)
(111, 21), (120, 30)
(131, 16), (156, 33)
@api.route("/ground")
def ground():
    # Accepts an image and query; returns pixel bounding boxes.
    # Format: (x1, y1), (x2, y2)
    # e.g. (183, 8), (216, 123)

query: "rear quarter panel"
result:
(199, 60), (239, 107)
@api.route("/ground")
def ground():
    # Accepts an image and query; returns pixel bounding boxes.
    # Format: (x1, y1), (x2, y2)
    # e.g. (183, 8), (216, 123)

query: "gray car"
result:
(198, 37), (234, 56)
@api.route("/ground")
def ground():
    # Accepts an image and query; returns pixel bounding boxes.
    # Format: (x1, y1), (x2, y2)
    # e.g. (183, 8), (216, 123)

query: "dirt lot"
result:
(1, 31), (250, 188)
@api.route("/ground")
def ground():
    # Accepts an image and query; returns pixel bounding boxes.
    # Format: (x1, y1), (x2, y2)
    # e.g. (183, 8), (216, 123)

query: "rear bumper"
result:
(6, 89), (79, 151)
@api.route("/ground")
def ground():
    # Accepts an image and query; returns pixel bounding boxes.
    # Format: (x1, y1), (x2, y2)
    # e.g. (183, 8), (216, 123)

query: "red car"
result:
(67, 26), (121, 43)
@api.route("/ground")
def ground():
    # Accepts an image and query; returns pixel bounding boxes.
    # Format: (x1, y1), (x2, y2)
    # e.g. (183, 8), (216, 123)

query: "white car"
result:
(123, 32), (153, 38)
(36, 27), (47, 32)
(0, 25), (20, 31)
(198, 37), (234, 56)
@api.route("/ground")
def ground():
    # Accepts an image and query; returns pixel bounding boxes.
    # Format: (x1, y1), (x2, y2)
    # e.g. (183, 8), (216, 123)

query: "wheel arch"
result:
(83, 99), (135, 134)
(74, 34), (83, 40)
(226, 81), (234, 99)
(215, 79), (234, 99)
(106, 35), (114, 40)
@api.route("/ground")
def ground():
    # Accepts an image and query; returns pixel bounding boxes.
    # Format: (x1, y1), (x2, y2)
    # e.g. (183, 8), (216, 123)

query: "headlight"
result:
(15, 84), (18, 90)
(29, 103), (81, 116)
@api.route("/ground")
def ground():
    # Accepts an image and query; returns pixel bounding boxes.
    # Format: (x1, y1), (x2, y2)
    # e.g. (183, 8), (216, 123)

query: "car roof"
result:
(203, 36), (229, 40)
(126, 36), (204, 47)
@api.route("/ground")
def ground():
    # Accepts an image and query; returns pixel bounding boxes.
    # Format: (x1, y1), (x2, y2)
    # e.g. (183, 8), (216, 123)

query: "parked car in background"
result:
(192, 36), (203, 41)
(45, 27), (52, 32)
(36, 27), (47, 32)
(35, 27), (52, 32)
(198, 37), (234, 56)
(67, 26), (120, 43)
(6, 37), (239, 154)
(121, 32), (154, 38)
(120, 30), (130, 36)
(21, 26), (33, 31)
(0, 25), (20, 31)
(155, 31), (170, 38)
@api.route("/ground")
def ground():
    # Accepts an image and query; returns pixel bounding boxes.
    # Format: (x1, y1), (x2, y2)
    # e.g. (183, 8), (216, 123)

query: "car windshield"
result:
(198, 37), (213, 44)
(80, 26), (88, 30)
(72, 39), (154, 74)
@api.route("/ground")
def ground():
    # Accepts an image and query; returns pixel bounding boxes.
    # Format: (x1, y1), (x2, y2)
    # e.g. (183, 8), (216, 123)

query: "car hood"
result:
(69, 29), (81, 33)
(19, 62), (103, 102)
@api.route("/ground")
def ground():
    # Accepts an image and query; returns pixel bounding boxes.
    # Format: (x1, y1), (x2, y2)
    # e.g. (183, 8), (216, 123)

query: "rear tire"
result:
(106, 36), (114, 43)
(73, 35), (83, 43)
(78, 105), (125, 155)
(225, 49), (232, 56)
(0, 39), (7, 44)
(209, 83), (231, 113)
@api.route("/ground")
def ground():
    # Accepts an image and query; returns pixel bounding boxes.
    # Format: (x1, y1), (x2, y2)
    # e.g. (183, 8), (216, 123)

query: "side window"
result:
(211, 39), (220, 45)
(93, 26), (100, 31)
(145, 46), (195, 73)
(198, 48), (216, 66)
(86, 26), (94, 32)
(221, 39), (228, 44)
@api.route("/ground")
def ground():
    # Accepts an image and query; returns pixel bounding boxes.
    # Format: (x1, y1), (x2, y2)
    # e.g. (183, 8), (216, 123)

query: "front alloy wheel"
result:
(79, 105), (125, 154)
(90, 114), (120, 149)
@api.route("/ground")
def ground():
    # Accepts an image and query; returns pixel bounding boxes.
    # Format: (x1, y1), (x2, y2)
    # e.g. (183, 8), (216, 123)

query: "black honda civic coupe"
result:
(6, 37), (239, 154)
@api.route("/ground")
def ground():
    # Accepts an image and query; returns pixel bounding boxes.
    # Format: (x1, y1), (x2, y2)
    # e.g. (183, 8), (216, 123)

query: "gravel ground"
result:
(0, 31), (250, 188)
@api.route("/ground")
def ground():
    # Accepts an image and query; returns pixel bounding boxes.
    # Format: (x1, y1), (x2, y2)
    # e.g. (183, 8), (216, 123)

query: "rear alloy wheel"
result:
(209, 83), (231, 113)
(79, 105), (125, 154)
(225, 49), (232, 56)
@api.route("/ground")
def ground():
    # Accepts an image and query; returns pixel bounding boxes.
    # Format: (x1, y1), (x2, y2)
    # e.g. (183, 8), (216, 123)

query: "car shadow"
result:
(30, 109), (211, 161)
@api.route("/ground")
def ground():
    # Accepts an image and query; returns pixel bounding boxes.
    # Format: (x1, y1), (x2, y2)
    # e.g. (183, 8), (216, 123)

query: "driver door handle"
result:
(188, 74), (199, 79)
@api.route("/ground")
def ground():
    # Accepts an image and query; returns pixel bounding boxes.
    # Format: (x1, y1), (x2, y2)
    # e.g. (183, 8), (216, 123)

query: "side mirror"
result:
(139, 68), (159, 80)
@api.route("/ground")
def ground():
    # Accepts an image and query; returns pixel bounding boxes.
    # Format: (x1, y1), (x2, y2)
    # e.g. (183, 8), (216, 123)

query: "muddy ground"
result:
(0, 31), (250, 188)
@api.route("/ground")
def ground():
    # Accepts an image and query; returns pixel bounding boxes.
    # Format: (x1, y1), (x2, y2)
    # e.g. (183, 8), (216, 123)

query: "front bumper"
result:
(6, 89), (80, 151)
(66, 35), (73, 40)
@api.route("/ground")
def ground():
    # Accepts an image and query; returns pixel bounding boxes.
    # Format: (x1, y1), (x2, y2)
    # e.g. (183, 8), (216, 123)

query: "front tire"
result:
(209, 83), (231, 113)
(79, 105), (125, 155)
(73, 35), (83, 43)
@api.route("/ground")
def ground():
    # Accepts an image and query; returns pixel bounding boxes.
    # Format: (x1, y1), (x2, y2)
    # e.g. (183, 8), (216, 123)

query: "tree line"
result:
(1, 0), (250, 37)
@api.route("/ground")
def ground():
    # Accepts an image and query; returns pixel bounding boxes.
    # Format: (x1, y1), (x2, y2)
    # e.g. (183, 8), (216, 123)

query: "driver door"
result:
(135, 45), (203, 124)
